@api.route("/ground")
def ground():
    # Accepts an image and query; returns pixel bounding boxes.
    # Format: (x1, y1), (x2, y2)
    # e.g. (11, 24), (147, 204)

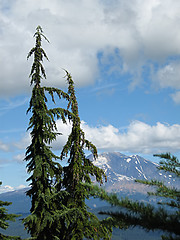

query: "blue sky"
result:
(1, 0), (180, 192)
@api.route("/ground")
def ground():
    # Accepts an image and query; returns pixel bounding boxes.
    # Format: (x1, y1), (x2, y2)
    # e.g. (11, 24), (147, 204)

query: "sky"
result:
(1, 0), (180, 193)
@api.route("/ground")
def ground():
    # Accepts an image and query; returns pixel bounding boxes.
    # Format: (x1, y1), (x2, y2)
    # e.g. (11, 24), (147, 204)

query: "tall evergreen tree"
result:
(24, 26), (112, 239)
(88, 153), (180, 240)
(58, 71), (112, 240)
(23, 26), (71, 240)
(0, 182), (21, 240)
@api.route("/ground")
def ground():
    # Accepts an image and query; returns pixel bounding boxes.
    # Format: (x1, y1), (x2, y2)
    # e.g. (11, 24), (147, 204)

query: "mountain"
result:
(1, 152), (178, 239)
(0, 187), (30, 214)
(90, 152), (179, 197)
(0, 188), (30, 239)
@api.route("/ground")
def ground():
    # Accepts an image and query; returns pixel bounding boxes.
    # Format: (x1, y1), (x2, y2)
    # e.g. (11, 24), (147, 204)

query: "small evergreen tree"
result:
(88, 153), (180, 240)
(23, 26), (71, 240)
(0, 182), (21, 240)
(57, 71), (112, 240)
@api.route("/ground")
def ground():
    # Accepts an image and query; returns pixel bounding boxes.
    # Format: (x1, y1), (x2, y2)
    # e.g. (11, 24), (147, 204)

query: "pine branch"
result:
(43, 87), (70, 102)
(154, 153), (180, 177)
(135, 179), (180, 200)
(84, 183), (180, 236)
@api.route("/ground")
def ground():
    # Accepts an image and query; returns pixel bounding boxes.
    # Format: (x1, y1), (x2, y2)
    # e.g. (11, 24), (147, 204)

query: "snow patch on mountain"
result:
(115, 172), (133, 181)
(126, 158), (131, 163)
(89, 152), (179, 192)
(94, 156), (108, 166)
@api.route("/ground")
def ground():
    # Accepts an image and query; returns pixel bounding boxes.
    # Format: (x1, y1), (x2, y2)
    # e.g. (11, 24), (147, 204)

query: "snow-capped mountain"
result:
(89, 152), (179, 194)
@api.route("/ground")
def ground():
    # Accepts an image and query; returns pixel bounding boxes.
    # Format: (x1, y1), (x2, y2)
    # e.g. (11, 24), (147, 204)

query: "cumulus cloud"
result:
(82, 120), (180, 154)
(0, 0), (180, 96)
(8, 119), (180, 167)
(11, 117), (180, 157)
(51, 120), (180, 155)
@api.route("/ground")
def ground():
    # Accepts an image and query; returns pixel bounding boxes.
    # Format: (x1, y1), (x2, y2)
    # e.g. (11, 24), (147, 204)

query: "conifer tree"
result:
(0, 182), (21, 240)
(88, 153), (180, 240)
(23, 26), (71, 240)
(57, 71), (112, 240)
(24, 26), (112, 239)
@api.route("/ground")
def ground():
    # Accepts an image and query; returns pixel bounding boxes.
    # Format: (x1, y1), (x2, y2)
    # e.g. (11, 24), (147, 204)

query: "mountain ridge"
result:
(90, 152), (178, 194)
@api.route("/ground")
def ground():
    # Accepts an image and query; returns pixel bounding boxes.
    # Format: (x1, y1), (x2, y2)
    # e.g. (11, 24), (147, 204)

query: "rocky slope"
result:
(89, 152), (178, 195)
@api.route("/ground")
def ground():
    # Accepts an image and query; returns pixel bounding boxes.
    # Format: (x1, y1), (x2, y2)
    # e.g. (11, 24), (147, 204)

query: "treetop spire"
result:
(27, 25), (49, 86)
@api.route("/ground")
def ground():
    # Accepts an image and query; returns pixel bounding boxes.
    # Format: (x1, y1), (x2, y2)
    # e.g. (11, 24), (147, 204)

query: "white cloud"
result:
(82, 120), (180, 154)
(137, 0), (180, 59)
(151, 61), (180, 103)
(0, 0), (180, 96)
(51, 120), (180, 155)
(0, 184), (28, 194)
(13, 132), (31, 150)
(0, 184), (14, 194)
(0, 97), (28, 117)
(13, 153), (25, 163)
(171, 91), (180, 104)
(153, 62), (180, 89)
(12, 118), (180, 155)
(16, 184), (27, 190)
(0, 140), (9, 152)
(52, 119), (72, 150)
